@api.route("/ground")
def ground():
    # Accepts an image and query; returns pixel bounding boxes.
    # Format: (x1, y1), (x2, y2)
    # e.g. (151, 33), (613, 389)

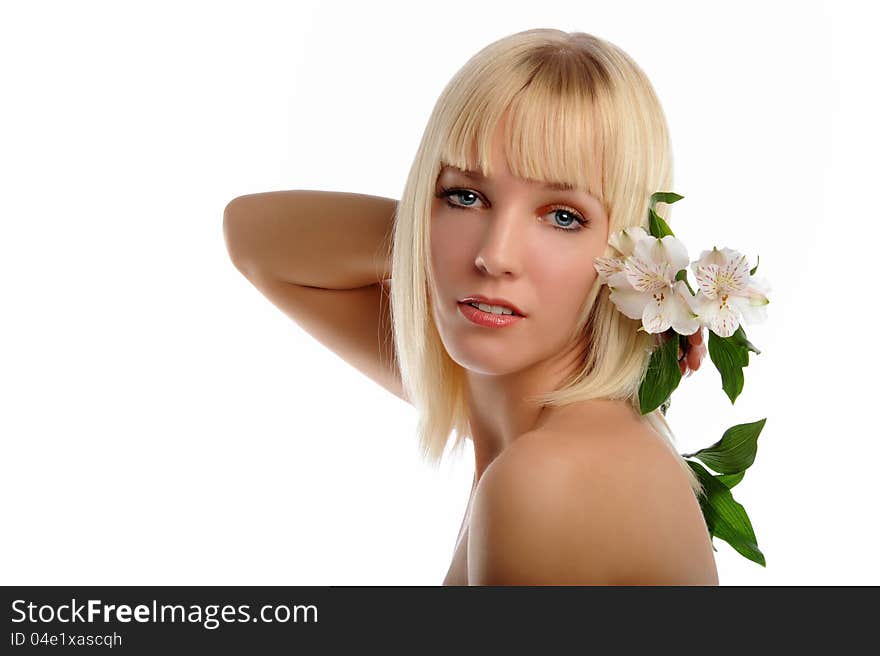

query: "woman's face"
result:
(429, 133), (611, 377)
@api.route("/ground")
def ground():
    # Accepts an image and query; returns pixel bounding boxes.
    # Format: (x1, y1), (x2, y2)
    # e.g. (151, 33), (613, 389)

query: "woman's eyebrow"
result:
(440, 166), (576, 192)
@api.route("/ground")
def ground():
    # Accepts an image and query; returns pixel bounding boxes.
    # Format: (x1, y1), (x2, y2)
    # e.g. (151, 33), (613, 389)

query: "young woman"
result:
(224, 28), (716, 586)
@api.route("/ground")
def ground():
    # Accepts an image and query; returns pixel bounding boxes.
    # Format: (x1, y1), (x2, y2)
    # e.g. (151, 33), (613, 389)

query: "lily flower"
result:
(595, 231), (701, 335)
(691, 247), (771, 338)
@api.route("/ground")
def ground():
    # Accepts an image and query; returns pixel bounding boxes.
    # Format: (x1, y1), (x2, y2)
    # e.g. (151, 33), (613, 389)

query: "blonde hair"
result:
(388, 28), (703, 498)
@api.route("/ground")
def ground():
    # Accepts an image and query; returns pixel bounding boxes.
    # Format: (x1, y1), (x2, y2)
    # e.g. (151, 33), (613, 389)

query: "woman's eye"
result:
(548, 208), (587, 232)
(436, 187), (588, 233)
(441, 188), (482, 208)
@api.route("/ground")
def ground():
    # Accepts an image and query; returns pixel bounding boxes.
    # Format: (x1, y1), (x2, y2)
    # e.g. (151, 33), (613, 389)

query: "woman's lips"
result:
(457, 302), (525, 328)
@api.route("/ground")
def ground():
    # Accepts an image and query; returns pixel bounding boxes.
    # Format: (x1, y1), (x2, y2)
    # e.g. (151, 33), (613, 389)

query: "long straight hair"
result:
(388, 28), (702, 498)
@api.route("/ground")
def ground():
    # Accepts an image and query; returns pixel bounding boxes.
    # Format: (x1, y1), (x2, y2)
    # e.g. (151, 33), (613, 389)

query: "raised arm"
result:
(222, 190), (408, 403)
(223, 189), (396, 288)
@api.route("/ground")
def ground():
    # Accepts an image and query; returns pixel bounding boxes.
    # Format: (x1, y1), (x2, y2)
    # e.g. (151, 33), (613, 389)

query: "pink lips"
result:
(457, 295), (526, 317)
(458, 301), (525, 328)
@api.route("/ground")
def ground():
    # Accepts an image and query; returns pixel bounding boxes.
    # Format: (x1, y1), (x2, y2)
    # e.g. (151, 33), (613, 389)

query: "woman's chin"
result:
(445, 345), (528, 376)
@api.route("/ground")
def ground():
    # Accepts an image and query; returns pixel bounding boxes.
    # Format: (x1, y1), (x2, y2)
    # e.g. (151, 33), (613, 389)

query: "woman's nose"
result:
(473, 214), (523, 277)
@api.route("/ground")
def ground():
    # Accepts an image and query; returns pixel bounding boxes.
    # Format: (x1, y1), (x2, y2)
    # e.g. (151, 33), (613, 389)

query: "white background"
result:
(1, 0), (875, 585)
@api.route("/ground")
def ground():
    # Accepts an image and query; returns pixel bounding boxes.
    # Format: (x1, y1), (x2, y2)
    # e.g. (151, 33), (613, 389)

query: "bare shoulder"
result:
(467, 422), (719, 586)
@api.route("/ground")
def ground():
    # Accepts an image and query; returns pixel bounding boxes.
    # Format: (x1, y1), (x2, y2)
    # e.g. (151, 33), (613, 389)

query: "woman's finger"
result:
(688, 328), (704, 346)
(687, 343), (705, 371)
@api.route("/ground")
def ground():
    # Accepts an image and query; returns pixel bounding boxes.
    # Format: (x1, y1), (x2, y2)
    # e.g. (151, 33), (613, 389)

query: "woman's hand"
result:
(654, 328), (707, 378)
(678, 327), (706, 377)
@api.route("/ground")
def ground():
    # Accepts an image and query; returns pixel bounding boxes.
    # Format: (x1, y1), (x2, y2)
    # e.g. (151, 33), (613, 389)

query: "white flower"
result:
(594, 230), (701, 335)
(691, 247), (771, 338)
(609, 225), (650, 257)
(594, 226), (650, 287)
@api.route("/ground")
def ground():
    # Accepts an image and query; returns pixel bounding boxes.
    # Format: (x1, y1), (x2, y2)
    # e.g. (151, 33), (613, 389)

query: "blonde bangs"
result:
(437, 52), (610, 214)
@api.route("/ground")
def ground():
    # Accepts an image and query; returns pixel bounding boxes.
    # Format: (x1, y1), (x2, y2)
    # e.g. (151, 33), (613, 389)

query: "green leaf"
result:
(750, 254), (760, 276)
(687, 460), (766, 567)
(675, 269), (696, 295)
(647, 191), (683, 238)
(716, 470), (746, 488)
(730, 325), (761, 356)
(638, 332), (682, 415)
(649, 191), (685, 209)
(682, 418), (767, 474)
(648, 208), (675, 239)
(707, 329), (750, 404)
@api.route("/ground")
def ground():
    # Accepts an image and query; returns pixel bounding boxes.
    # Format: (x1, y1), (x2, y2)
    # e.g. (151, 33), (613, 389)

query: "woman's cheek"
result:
(433, 220), (475, 272)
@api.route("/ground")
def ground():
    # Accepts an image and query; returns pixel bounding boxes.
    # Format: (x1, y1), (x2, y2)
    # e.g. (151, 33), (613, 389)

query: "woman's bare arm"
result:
(223, 190), (408, 403)
(223, 190), (396, 288)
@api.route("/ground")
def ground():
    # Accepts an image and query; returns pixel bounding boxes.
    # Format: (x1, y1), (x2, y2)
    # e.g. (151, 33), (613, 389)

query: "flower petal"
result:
(694, 246), (728, 269)
(624, 257), (668, 293)
(658, 235), (690, 274)
(609, 226), (650, 257)
(744, 275), (772, 304)
(695, 292), (741, 338)
(726, 273), (770, 325)
(717, 251), (751, 294)
(641, 286), (676, 334)
(729, 294), (768, 324)
(594, 256), (625, 283)
(632, 234), (661, 265)
(718, 247), (743, 264)
(608, 286), (651, 321)
(669, 280), (701, 335)
(607, 270), (631, 288)
(627, 237), (672, 291)
(694, 263), (722, 299)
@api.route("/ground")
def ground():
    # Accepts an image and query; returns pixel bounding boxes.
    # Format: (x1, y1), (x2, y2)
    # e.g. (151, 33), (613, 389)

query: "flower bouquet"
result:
(594, 192), (771, 567)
